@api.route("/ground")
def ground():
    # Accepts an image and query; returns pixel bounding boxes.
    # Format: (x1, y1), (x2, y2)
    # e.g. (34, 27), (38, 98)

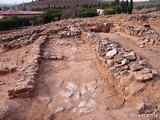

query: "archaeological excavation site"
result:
(0, 12), (160, 120)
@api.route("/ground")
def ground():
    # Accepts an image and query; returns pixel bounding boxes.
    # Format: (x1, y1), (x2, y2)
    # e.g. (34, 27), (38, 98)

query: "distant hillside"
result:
(11, 0), (101, 11)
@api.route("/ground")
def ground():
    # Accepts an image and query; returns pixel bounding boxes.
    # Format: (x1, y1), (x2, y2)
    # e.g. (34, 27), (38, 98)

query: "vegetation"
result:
(0, 0), (137, 31)
(76, 7), (98, 18)
(0, 16), (30, 31)
(134, 2), (160, 10)
(41, 8), (64, 23)
(0, 8), (64, 31)
(104, 0), (134, 15)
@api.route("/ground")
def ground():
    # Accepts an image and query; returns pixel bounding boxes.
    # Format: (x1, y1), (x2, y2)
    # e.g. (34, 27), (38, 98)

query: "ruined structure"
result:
(0, 12), (160, 119)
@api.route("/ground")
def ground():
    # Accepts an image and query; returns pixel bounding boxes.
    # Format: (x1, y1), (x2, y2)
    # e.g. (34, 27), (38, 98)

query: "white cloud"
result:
(0, 0), (33, 4)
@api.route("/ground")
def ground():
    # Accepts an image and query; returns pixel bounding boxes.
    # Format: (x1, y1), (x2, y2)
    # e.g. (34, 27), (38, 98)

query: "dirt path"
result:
(99, 32), (160, 71)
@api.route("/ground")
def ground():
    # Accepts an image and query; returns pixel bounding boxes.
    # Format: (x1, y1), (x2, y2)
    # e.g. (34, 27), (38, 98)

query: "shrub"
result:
(0, 16), (30, 31)
(41, 8), (63, 23)
(104, 7), (117, 15)
(76, 8), (98, 17)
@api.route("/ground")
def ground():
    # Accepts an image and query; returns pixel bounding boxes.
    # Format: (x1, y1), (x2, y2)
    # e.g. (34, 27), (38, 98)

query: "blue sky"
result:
(0, 0), (148, 4)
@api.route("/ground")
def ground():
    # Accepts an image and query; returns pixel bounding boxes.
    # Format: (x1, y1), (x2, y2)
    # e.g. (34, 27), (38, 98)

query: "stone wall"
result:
(0, 27), (45, 50)
(8, 36), (47, 98)
(0, 16), (158, 98)
(112, 24), (160, 47)
(81, 31), (157, 97)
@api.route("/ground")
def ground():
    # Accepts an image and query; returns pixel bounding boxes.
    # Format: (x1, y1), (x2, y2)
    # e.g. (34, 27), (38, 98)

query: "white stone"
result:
(106, 49), (118, 59)
(78, 100), (86, 108)
(55, 107), (64, 113)
(64, 98), (70, 103)
(87, 85), (97, 93)
(79, 108), (88, 113)
(16, 76), (25, 82)
(74, 92), (80, 101)
(137, 102), (145, 113)
(87, 98), (97, 108)
(43, 51), (51, 60)
(60, 90), (73, 98)
(86, 80), (97, 92)
(81, 85), (87, 95)
(67, 82), (77, 91)
(72, 107), (77, 113)
(79, 108), (95, 114)
(121, 59), (128, 65)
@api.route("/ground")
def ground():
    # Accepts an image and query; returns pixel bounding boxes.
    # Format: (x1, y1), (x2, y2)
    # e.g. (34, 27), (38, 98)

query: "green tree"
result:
(76, 7), (98, 18)
(128, 0), (133, 14)
(115, 0), (120, 6)
(41, 8), (63, 23)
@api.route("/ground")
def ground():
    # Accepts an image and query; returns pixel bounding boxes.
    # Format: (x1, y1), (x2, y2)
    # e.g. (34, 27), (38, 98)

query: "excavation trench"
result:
(28, 35), (131, 120)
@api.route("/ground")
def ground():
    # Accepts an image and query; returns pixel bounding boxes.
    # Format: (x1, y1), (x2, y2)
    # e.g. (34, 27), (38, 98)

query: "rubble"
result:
(8, 36), (47, 98)
(81, 30), (157, 97)
(0, 12), (159, 120)
(113, 24), (160, 47)
(0, 15), (158, 106)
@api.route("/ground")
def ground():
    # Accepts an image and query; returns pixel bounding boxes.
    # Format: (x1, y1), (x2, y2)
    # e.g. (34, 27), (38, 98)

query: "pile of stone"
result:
(81, 31), (157, 97)
(127, 14), (149, 22)
(114, 24), (160, 47)
(42, 51), (63, 60)
(0, 16), (158, 99)
(8, 36), (46, 98)
(83, 22), (113, 33)
(0, 28), (44, 50)
(97, 37), (157, 82)
(58, 26), (81, 38)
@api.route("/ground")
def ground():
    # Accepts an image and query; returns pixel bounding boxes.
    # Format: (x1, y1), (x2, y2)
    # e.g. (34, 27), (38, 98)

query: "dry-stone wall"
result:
(8, 36), (46, 98)
(0, 16), (158, 98)
(81, 31), (157, 97)
(0, 27), (45, 50)
(113, 24), (160, 47)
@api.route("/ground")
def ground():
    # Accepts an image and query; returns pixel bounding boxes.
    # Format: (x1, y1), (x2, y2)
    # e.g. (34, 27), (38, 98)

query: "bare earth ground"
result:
(31, 38), (131, 120)
(0, 36), (141, 120)
(0, 12), (160, 120)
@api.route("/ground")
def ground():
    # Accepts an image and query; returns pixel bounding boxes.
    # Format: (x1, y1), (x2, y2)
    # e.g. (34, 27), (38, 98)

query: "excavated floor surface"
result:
(0, 36), (140, 120)
(0, 13), (160, 120)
